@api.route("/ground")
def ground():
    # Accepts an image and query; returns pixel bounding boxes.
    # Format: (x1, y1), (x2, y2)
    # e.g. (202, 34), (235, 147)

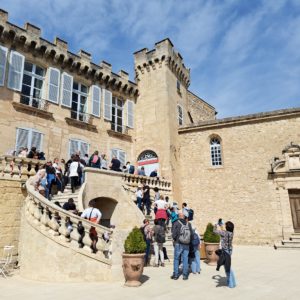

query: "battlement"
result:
(0, 9), (137, 96)
(134, 38), (190, 88)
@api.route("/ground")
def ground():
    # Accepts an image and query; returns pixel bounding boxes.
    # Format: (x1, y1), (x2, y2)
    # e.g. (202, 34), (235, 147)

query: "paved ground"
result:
(1, 246), (300, 300)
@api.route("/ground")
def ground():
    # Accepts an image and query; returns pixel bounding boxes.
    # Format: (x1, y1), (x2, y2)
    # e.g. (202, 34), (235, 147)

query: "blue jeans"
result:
(173, 243), (189, 277)
(191, 246), (201, 273)
(145, 239), (151, 264)
(225, 249), (236, 288)
(137, 197), (142, 211)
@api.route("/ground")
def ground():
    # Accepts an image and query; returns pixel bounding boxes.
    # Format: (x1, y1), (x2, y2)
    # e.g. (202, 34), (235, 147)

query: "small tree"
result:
(203, 223), (220, 243)
(124, 227), (147, 254)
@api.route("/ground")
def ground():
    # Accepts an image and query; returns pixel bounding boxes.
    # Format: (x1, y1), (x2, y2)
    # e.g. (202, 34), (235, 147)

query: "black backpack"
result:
(156, 225), (166, 243)
(140, 226), (147, 242)
(188, 209), (194, 221)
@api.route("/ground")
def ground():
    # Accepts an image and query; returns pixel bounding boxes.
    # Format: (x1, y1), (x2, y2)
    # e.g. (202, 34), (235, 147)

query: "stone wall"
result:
(0, 178), (26, 258)
(187, 91), (216, 122)
(179, 109), (300, 245)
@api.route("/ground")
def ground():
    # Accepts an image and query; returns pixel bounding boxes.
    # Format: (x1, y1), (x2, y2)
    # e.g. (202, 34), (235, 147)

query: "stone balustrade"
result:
(0, 155), (45, 180)
(123, 173), (172, 192)
(25, 178), (113, 264)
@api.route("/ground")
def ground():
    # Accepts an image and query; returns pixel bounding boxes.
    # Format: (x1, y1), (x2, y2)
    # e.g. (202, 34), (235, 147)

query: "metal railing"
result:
(20, 95), (49, 111)
(70, 110), (92, 124)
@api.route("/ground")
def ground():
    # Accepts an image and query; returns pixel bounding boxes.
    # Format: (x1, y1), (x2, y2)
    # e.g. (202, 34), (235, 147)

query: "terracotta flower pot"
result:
(122, 253), (145, 287)
(204, 242), (219, 266)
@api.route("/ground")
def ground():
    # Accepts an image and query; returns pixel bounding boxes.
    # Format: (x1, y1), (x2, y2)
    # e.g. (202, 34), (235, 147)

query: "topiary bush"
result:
(203, 222), (220, 243)
(124, 227), (147, 254)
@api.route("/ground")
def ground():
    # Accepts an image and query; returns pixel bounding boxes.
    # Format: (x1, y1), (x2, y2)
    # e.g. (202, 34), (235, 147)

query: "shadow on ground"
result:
(140, 275), (150, 284)
(212, 275), (227, 287)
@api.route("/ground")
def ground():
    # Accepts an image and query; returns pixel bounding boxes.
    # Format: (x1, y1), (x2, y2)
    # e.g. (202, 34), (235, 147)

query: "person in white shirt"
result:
(53, 157), (63, 194)
(155, 195), (168, 225)
(135, 187), (143, 211)
(69, 157), (84, 193)
(81, 200), (102, 253)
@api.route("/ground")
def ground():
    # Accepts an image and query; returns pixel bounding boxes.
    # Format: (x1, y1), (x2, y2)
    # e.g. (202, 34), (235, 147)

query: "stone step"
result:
(289, 234), (300, 241)
(281, 240), (300, 246)
(274, 243), (300, 250)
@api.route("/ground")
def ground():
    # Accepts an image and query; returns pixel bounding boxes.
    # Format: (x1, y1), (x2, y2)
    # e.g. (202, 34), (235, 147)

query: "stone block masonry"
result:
(0, 178), (26, 259)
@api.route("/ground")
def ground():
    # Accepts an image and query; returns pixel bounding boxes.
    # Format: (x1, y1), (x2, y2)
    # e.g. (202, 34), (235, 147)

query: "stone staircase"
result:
(51, 184), (80, 208)
(274, 233), (300, 249)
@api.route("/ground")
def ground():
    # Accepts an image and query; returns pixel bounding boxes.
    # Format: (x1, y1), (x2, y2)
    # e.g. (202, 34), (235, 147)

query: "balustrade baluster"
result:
(12, 157), (21, 178)
(40, 207), (50, 231)
(48, 209), (60, 236)
(58, 216), (71, 242)
(28, 160), (37, 177)
(70, 220), (83, 248)
(82, 225), (94, 252)
(21, 159), (29, 180)
(4, 156), (13, 178)
(33, 202), (42, 224)
(0, 156), (4, 176)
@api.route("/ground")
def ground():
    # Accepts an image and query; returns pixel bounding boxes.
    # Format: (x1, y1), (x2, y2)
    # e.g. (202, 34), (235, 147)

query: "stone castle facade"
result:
(1, 8), (300, 251)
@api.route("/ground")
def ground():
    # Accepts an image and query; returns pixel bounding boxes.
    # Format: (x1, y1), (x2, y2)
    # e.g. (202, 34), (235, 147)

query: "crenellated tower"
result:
(134, 38), (191, 201)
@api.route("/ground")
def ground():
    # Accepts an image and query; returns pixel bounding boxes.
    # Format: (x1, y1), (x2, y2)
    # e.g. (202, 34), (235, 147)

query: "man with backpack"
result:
(171, 212), (193, 280)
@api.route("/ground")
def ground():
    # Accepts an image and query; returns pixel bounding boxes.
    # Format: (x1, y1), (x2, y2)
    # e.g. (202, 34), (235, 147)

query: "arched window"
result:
(210, 138), (222, 166)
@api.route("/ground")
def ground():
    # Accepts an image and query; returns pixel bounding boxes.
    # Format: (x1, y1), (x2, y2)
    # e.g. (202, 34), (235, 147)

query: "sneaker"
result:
(57, 191), (62, 195)
(161, 263), (165, 267)
(183, 276), (188, 280)
(170, 275), (179, 280)
(153, 264), (159, 267)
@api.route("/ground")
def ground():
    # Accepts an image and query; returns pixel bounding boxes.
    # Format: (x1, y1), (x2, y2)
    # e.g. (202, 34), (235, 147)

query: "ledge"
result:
(107, 129), (132, 142)
(65, 117), (97, 132)
(12, 102), (54, 119)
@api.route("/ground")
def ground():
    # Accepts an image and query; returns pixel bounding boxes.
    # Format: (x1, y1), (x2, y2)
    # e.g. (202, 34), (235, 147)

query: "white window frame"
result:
(71, 82), (88, 121)
(110, 148), (126, 167)
(127, 99), (134, 128)
(177, 104), (183, 126)
(47, 67), (60, 104)
(111, 97), (124, 133)
(68, 138), (89, 157)
(21, 62), (45, 107)
(0, 45), (8, 86)
(15, 127), (44, 152)
(210, 137), (222, 167)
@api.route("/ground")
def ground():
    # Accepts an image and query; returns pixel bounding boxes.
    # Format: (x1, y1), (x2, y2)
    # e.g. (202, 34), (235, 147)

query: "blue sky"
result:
(1, 0), (299, 118)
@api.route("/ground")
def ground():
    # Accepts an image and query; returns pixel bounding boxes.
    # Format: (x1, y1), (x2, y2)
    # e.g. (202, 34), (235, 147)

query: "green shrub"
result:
(124, 227), (147, 254)
(203, 223), (220, 243)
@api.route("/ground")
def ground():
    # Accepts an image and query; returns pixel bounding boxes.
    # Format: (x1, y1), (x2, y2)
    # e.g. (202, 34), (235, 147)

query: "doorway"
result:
(289, 190), (300, 232)
(137, 150), (159, 176)
(92, 197), (117, 228)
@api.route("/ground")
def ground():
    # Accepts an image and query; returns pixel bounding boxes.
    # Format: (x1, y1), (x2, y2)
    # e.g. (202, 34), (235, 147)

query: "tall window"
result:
(111, 97), (124, 133)
(69, 139), (89, 157)
(21, 62), (45, 108)
(15, 128), (43, 153)
(71, 82), (88, 122)
(178, 105), (183, 125)
(111, 148), (126, 167)
(210, 138), (222, 166)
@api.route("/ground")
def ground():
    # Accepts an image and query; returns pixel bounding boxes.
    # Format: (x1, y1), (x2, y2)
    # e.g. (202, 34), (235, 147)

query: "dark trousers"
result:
(143, 197), (151, 215)
(70, 176), (78, 193)
(145, 239), (151, 264)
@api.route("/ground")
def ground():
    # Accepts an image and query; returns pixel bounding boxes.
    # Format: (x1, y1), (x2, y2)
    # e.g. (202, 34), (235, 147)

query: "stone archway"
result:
(269, 142), (300, 238)
(137, 150), (159, 176)
(92, 197), (117, 228)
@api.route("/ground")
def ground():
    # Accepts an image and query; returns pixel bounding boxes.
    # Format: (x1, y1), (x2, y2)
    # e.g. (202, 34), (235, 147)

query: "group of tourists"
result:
(141, 200), (236, 288)
(15, 146), (46, 160)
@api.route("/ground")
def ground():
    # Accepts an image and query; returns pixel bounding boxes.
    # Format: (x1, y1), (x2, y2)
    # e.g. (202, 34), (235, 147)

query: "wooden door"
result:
(289, 190), (300, 232)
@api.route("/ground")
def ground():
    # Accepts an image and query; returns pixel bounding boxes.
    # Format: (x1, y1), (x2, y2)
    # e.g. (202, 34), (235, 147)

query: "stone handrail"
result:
(123, 173), (172, 192)
(25, 178), (113, 265)
(0, 155), (45, 180)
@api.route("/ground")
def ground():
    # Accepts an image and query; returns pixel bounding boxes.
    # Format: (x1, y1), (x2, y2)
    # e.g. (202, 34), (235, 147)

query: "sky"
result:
(1, 0), (299, 118)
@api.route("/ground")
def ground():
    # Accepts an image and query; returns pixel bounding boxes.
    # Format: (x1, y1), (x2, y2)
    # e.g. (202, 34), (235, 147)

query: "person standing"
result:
(101, 154), (108, 170)
(190, 225), (201, 274)
(81, 200), (102, 253)
(153, 219), (165, 267)
(142, 219), (152, 266)
(154, 195), (168, 226)
(53, 157), (63, 194)
(45, 161), (56, 199)
(142, 183), (151, 216)
(89, 151), (101, 168)
(171, 212), (193, 280)
(135, 186), (143, 211)
(110, 155), (121, 172)
(213, 221), (236, 288)
(69, 156), (83, 193)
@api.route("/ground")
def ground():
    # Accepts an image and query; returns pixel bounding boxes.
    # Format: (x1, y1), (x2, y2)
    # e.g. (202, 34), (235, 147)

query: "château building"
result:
(1, 9), (300, 281)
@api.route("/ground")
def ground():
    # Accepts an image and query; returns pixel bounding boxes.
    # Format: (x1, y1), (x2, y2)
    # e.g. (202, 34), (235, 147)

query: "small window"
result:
(210, 138), (222, 166)
(111, 97), (124, 133)
(15, 128), (43, 153)
(69, 139), (89, 157)
(111, 148), (126, 167)
(20, 62), (45, 109)
(177, 80), (181, 91)
(177, 104), (183, 125)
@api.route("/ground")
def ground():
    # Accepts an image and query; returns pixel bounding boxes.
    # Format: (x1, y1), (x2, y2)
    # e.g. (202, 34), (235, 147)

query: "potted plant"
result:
(122, 227), (147, 287)
(203, 223), (220, 266)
